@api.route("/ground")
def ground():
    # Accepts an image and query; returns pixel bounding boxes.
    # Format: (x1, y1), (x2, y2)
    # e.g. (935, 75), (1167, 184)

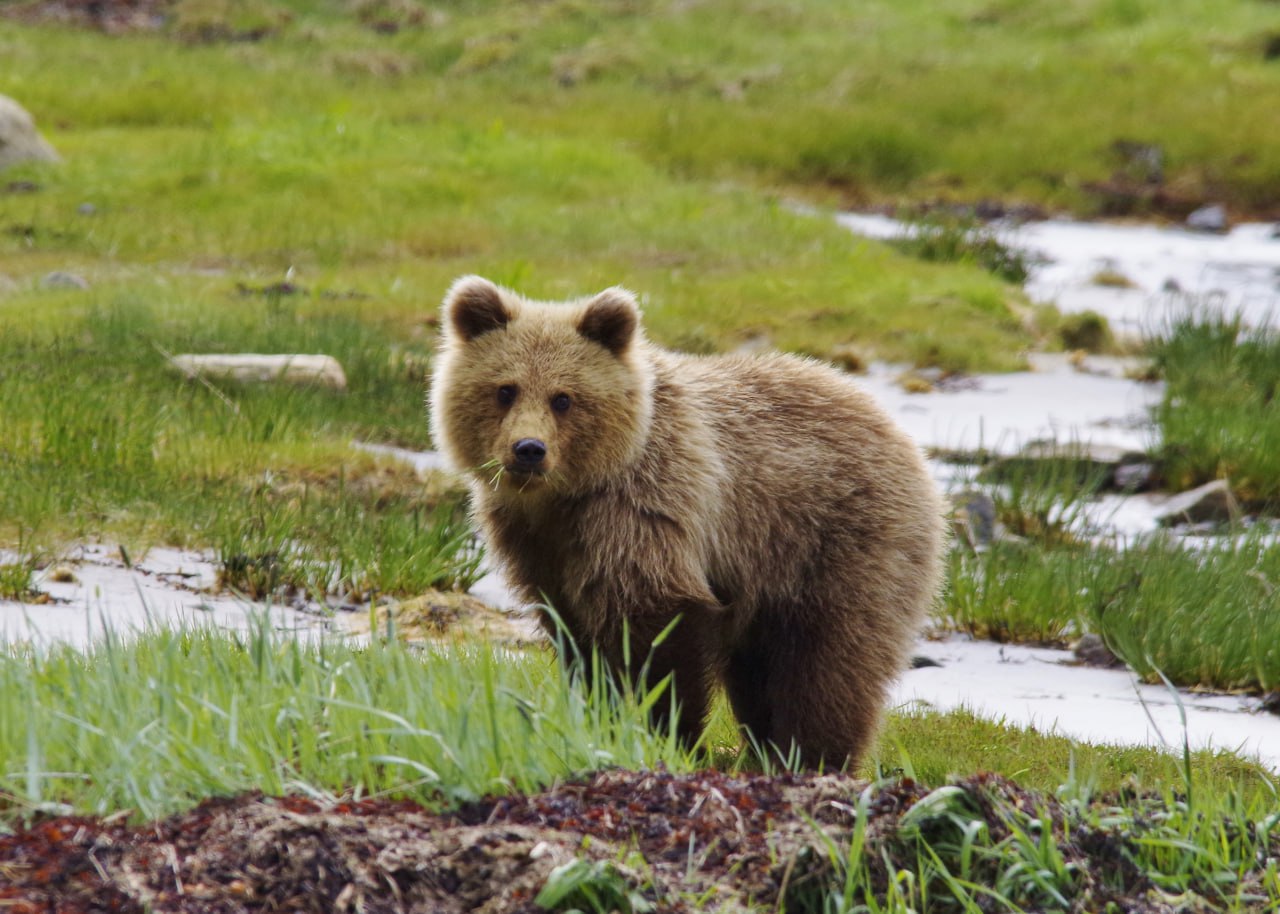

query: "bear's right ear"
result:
(443, 275), (512, 342)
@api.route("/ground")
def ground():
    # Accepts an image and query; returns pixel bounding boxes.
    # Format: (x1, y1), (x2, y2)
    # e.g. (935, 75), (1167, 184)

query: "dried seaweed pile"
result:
(0, 769), (1270, 913)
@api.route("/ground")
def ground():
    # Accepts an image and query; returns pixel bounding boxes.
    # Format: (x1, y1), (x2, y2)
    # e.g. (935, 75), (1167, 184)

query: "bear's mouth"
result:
(502, 464), (547, 485)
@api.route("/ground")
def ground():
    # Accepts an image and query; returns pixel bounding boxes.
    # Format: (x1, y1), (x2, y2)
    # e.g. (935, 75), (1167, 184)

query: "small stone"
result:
(78, 202), (97, 215)
(1186, 203), (1228, 234)
(910, 655), (942, 669)
(41, 271), (90, 290)
(1074, 633), (1123, 669)
(0, 94), (60, 171)
(1154, 479), (1241, 527)
(169, 353), (348, 389)
(951, 490), (997, 547)
(1112, 461), (1156, 492)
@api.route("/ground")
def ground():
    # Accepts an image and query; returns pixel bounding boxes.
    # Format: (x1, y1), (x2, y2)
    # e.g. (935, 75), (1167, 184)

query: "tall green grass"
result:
(0, 621), (693, 824)
(1152, 310), (1280, 505)
(798, 769), (1280, 914)
(945, 533), (1280, 692)
(2, 624), (1273, 828)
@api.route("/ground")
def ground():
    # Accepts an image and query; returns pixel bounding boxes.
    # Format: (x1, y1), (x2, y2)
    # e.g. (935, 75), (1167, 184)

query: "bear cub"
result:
(430, 276), (944, 767)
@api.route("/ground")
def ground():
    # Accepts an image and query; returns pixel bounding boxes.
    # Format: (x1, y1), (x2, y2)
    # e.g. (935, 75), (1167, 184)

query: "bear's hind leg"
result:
(725, 634), (776, 757)
(727, 614), (894, 769)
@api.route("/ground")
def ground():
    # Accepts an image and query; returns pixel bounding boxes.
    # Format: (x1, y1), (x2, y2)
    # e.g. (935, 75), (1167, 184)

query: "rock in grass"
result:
(1112, 461), (1156, 492)
(41, 271), (89, 290)
(951, 490), (998, 547)
(1154, 478), (1241, 527)
(170, 353), (348, 389)
(1073, 633), (1123, 669)
(1186, 203), (1228, 234)
(0, 95), (60, 171)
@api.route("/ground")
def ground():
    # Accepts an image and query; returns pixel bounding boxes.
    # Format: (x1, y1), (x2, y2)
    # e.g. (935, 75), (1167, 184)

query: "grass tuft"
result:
(1151, 309), (1280, 505)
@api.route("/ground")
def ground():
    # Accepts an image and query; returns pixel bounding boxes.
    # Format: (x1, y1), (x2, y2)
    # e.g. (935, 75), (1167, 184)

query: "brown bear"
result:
(429, 275), (945, 768)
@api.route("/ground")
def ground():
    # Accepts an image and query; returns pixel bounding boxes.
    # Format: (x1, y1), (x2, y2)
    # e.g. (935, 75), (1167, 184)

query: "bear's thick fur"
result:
(430, 276), (945, 767)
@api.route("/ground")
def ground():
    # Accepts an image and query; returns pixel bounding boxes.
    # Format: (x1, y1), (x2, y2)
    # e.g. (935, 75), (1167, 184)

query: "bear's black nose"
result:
(512, 438), (547, 468)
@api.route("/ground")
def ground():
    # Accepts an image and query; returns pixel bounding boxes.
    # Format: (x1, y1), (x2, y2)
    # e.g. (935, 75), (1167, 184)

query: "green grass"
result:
(1152, 310), (1280, 505)
(0, 297), (478, 596)
(943, 533), (1280, 692)
(888, 212), (1032, 285)
(2, 624), (1274, 819)
(799, 770), (1280, 913)
(0, 622), (694, 823)
(0, 17), (1029, 371)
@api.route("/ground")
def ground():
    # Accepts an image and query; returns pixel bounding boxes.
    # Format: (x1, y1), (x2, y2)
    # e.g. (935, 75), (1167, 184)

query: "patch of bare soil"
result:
(1, 768), (1258, 913)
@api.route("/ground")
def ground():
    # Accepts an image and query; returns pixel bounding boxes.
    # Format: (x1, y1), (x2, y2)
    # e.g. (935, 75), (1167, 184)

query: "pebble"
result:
(41, 271), (90, 290)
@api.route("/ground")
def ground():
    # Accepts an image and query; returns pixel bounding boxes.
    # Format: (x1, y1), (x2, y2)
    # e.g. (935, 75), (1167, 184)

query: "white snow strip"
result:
(837, 212), (1280, 339)
(895, 635), (1280, 774)
(854, 361), (1162, 457)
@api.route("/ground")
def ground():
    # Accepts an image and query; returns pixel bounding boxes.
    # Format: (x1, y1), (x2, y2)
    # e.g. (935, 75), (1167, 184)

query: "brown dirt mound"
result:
(0, 768), (881, 913)
(0, 769), (1250, 913)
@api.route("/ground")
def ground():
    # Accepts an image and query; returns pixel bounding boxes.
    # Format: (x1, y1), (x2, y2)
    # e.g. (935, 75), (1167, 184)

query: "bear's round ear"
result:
(443, 275), (511, 341)
(578, 287), (639, 356)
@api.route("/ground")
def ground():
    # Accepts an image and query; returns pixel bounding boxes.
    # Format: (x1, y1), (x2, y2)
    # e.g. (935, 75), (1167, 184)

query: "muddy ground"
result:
(0, 768), (1245, 913)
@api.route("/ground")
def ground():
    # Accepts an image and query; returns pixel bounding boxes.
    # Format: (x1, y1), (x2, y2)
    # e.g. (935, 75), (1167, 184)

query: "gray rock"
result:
(1154, 479), (1241, 527)
(0, 95), (60, 171)
(1112, 461), (1156, 492)
(1111, 139), (1164, 185)
(77, 202), (97, 215)
(170, 353), (348, 389)
(41, 271), (89, 290)
(1186, 203), (1228, 234)
(910, 655), (942, 669)
(951, 490), (997, 547)
(1073, 633), (1123, 669)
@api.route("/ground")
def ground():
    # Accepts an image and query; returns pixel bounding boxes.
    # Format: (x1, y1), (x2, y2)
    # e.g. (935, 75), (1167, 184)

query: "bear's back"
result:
(644, 349), (943, 614)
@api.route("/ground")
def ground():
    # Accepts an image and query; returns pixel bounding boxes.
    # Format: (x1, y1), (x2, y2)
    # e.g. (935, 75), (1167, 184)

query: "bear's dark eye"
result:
(496, 384), (517, 407)
(550, 393), (572, 414)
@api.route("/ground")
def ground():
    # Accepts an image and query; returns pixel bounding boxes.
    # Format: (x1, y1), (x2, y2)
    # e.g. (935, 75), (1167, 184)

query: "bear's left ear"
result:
(578, 287), (639, 356)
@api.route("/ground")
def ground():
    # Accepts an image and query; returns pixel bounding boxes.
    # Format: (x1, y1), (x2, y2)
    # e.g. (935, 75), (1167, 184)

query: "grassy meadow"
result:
(2, 2), (1280, 909)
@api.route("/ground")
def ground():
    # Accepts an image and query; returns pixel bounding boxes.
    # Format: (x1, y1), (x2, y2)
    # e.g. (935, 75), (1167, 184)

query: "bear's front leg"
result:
(597, 605), (719, 750)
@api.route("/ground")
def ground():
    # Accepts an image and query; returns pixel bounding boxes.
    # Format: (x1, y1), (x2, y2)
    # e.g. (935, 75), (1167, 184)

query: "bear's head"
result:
(429, 275), (655, 499)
